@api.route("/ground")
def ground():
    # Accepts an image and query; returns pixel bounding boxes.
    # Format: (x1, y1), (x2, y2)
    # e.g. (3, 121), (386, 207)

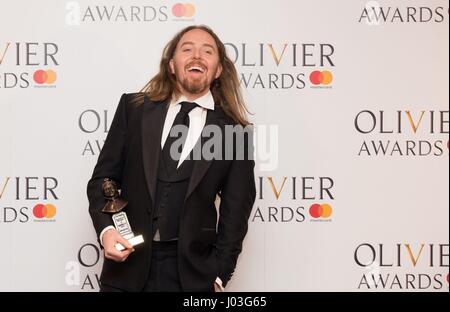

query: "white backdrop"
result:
(0, 0), (448, 291)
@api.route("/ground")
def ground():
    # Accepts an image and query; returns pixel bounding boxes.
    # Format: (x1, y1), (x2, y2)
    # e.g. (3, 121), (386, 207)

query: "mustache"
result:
(185, 61), (207, 70)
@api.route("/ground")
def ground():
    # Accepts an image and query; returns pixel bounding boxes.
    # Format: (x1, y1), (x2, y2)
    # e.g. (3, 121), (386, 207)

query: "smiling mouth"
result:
(187, 65), (206, 74)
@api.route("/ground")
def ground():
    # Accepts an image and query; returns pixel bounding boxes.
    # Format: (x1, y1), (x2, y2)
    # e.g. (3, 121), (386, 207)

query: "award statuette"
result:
(102, 178), (144, 251)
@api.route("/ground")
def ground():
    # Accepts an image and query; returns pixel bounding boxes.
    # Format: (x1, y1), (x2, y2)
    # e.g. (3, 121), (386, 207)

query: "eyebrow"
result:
(180, 41), (216, 51)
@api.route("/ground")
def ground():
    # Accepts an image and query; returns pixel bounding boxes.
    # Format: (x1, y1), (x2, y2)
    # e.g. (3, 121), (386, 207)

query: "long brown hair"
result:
(140, 25), (251, 126)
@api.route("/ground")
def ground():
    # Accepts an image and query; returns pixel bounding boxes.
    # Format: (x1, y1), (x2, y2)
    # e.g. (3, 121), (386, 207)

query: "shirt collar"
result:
(170, 90), (215, 111)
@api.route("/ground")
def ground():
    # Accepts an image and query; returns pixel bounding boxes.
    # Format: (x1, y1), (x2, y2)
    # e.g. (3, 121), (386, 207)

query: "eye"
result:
(183, 48), (192, 52)
(205, 50), (213, 55)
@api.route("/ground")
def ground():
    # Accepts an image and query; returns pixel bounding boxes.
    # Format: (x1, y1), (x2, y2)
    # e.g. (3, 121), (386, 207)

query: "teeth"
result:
(188, 66), (205, 73)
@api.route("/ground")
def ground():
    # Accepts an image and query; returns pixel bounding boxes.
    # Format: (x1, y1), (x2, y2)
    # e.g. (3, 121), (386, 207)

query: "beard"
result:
(174, 64), (217, 95)
(180, 75), (210, 94)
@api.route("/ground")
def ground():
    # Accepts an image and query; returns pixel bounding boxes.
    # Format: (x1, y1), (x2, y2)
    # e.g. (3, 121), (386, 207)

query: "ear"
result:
(215, 63), (223, 79)
(169, 59), (175, 74)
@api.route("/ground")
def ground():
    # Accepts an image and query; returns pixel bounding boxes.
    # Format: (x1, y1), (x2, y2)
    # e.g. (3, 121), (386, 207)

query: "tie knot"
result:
(179, 101), (199, 114)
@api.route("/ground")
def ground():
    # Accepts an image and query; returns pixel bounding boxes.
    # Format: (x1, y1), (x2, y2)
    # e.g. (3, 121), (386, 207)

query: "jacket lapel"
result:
(142, 96), (168, 208)
(185, 105), (227, 201)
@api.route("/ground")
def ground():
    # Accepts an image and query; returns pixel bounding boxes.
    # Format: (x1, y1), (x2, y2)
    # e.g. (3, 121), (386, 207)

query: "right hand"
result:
(102, 229), (135, 262)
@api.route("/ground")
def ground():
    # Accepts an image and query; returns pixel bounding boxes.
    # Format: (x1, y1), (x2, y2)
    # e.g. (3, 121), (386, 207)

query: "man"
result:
(87, 25), (256, 292)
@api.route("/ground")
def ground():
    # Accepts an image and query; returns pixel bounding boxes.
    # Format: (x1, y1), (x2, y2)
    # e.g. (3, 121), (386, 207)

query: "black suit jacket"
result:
(87, 93), (256, 291)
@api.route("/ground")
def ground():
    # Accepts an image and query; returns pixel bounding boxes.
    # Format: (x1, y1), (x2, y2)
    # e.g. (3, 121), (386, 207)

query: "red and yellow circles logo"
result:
(172, 3), (196, 18)
(309, 203), (333, 219)
(310, 70), (333, 86)
(33, 69), (57, 85)
(33, 203), (57, 219)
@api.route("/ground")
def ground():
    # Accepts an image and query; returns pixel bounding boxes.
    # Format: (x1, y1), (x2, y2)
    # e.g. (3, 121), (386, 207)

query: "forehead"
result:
(177, 29), (217, 48)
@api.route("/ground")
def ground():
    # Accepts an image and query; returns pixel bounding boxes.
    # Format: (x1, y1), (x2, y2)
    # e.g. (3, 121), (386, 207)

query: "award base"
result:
(115, 234), (144, 251)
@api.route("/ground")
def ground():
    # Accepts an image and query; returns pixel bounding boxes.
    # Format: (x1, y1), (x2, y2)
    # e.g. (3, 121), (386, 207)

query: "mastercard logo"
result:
(33, 203), (57, 219)
(309, 203), (333, 219)
(310, 70), (333, 86)
(172, 3), (196, 18)
(33, 69), (57, 85)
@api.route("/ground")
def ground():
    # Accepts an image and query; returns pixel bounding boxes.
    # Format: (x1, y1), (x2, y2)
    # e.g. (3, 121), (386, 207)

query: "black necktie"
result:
(162, 101), (198, 174)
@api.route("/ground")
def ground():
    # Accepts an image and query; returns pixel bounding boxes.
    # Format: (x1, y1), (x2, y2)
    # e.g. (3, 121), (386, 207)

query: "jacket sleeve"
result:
(86, 93), (129, 243)
(215, 126), (256, 287)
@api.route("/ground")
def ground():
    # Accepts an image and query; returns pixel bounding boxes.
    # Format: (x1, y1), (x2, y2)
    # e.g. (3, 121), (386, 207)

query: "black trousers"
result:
(99, 240), (182, 292)
(143, 240), (182, 292)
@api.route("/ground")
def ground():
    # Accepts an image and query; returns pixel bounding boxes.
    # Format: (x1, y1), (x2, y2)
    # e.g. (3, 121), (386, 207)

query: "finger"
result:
(119, 250), (132, 262)
(104, 251), (122, 262)
(116, 235), (133, 250)
(106, 249), (130, 263)
(105, 247), (124, 260)
(122, 252), (131, 262)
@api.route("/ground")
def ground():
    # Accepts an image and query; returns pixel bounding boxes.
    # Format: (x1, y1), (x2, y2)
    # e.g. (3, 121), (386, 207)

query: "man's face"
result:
(170, 29), (222, 98)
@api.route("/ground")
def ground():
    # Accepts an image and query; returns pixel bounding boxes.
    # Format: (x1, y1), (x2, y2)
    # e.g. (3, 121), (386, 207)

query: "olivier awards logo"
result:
(0, 42), (59, 89)
(354, 242), (449, 291)
(65, 1), (196, 24)
(0, 176), (59, 223)
(224, 42), (336, 90)
(252, 176), (335, 224)
(359, 1), (448, 25)
(354, 110), (449, 157)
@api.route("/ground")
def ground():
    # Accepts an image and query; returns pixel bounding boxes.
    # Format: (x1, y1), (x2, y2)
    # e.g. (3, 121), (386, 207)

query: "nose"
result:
(193, 48), (201, 59)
